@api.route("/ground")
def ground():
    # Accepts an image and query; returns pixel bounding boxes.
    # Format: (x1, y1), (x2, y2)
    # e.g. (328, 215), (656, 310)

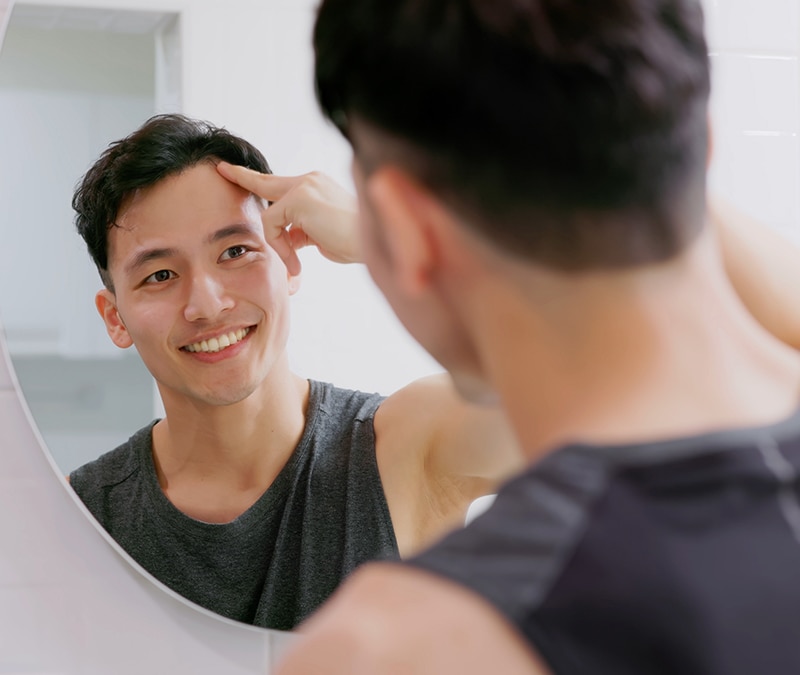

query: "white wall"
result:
(704, 0), (800, 243)
(0, 21), (155, 357)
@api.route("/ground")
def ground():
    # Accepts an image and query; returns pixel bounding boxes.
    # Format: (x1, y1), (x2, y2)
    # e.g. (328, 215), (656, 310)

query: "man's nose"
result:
(183, 273), (234, 322)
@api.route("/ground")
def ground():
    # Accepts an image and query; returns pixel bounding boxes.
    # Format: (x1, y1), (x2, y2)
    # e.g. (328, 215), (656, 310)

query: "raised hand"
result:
(217, 162), (361, 276)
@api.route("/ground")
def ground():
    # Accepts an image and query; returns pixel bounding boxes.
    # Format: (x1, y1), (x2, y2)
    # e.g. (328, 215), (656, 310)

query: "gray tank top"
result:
(69, 380), (399, 630)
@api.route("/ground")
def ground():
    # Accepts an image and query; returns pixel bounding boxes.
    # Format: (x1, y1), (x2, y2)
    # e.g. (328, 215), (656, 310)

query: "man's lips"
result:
(181, 327), (252, 354)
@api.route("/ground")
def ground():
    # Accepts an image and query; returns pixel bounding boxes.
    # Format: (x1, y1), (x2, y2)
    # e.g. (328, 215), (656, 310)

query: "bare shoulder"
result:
(375, 372), (521, 492)
(275, 563), (550, 675)
(371, 373), (455, 484)
(373, 372), (455, 445)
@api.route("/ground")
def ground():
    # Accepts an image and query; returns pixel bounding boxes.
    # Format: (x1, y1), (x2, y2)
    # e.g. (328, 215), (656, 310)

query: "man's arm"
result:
(274, 563), (550, 675)
(380, 373), (522, 490)
(711, 197), (800, 350)
(373, 374), (522, 555)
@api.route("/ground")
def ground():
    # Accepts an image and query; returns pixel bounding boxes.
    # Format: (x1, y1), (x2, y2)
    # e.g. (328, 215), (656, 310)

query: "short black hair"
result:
(313, 0), (711, 270)
(73, 113), (271, 289)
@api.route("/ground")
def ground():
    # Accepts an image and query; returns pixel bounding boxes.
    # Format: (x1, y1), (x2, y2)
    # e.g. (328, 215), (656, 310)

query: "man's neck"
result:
(468, 230), (800, 460)
(150, 359), (309, 521)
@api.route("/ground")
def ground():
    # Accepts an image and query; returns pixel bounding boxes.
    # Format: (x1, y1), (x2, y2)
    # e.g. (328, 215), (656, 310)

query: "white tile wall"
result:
(709, 55), (798, 132)
(704, 0), (800, 243)
(705, 0), (799, 52)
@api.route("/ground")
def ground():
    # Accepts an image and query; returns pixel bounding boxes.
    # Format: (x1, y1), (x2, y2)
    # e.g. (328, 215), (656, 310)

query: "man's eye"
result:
(220, 245), (247, 261)
(144, 269), (175, 284)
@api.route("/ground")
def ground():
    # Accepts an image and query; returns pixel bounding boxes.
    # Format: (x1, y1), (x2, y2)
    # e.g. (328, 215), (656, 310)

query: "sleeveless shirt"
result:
(410, 410), (800, 674)
(69, 380), (399, 631)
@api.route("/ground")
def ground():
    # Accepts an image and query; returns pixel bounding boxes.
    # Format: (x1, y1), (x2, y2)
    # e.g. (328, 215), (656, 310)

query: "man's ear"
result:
(95, 289), (133, 349)
(366, 166), (452, 296)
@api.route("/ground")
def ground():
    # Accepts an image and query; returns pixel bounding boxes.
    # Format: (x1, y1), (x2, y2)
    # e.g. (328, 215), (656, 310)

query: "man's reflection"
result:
(68, 114), (520, 630)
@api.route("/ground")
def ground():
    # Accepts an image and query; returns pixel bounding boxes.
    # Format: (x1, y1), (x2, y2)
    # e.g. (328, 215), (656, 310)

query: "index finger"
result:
(216, 161), (303, 202)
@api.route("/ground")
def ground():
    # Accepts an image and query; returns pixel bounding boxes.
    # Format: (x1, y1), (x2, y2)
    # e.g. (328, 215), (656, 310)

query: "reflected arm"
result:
(379, 373), (522, 498)
(374, 374), (523, 556)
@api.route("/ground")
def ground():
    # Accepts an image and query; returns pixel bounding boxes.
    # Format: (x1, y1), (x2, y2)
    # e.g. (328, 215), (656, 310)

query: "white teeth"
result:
(184, 328), (249, 354)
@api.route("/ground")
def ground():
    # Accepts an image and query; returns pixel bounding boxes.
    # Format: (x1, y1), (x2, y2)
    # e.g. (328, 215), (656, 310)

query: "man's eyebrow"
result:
(124, 247), (177, 277)
(207, 223), (259, 244)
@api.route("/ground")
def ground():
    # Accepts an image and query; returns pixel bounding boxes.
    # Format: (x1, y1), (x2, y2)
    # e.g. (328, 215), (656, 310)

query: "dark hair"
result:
(73, 113), (271, 288)
(313, 0), (711, 270)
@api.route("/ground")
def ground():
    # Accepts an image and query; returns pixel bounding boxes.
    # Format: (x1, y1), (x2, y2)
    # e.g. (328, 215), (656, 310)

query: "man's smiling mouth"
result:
(182, 327), (251, 354)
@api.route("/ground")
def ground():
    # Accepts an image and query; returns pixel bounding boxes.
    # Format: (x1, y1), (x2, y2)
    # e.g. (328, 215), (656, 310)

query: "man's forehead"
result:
(108, 186), (264, 271)
(115, 168), (263, 230)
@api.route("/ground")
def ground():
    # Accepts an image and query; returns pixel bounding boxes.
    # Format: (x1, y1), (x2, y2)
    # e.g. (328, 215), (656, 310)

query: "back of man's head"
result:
(73, 113), (271, 290)
(313, 0), (711, 270)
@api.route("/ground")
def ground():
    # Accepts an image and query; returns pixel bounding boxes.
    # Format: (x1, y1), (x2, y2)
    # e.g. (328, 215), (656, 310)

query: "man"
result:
(252, 0), (800, 672)
(68, 114), (520, 631)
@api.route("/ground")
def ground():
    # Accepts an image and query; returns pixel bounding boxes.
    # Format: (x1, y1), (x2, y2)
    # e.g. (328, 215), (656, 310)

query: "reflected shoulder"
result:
(378, 372), (522, 487)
